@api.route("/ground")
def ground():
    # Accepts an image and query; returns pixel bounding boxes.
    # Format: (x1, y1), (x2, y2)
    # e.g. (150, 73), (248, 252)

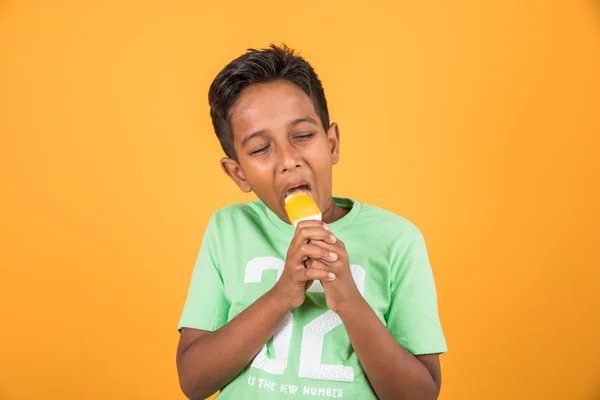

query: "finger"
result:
(306, 259), (334, 272)
(297, 267), (336, 282)
(288, 232), (333, 265)
(294, 243), (338, 265)
(295, 220), (331, 231)
(307, 240), (347, 261)
(293, 226), (336, 245)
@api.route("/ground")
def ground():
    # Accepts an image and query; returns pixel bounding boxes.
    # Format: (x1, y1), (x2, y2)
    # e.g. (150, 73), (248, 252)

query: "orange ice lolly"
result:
(284, 193), (322, 227)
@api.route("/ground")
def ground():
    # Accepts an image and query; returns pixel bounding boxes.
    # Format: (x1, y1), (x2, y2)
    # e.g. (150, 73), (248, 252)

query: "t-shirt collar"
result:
(265, 196), (361, 234)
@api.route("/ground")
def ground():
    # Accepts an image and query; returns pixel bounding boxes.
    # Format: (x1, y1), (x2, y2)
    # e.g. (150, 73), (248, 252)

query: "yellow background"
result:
(1, 1), (599, 399)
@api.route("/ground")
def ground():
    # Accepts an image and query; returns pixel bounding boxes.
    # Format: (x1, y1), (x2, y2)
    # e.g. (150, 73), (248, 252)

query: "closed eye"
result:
(294, 132), (315, 140)
(249, 144), (270, 155)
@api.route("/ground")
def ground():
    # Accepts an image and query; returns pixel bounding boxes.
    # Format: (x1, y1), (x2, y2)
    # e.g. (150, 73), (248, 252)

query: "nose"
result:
(276, 142), (302, 173)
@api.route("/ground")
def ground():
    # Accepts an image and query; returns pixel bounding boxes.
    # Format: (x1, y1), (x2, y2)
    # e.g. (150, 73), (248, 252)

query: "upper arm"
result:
(176, 328), (217, 399)
(416, 353), (442, 394)
(178, 215), (230, 333)
(176, 328), (211, 367)
(386, 230), (447, 355)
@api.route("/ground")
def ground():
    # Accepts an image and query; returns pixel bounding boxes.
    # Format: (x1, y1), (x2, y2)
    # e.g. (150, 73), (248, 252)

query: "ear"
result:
(327, 123), (340, 165)
(220, 157), (252, 193)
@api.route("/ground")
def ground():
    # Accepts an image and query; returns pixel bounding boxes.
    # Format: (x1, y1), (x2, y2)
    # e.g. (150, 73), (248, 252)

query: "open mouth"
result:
(284, 184), (313, 202)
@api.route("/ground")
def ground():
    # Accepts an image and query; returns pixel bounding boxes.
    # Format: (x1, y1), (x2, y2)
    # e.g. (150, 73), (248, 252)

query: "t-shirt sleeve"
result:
(178, 214), (230, 332)
(385, 229), (447, 355)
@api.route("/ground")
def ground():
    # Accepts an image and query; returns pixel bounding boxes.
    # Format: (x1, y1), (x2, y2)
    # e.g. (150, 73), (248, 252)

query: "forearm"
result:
(178, 289), (290, 399)
(339, 298), (439, 400)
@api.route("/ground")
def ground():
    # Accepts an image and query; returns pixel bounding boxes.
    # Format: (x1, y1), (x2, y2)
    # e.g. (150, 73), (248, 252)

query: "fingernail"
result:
(330, 234), (336, 243)
(328, 272), (336, 280)
(323, 224), (330, 231)
(329, 252), (337, 260)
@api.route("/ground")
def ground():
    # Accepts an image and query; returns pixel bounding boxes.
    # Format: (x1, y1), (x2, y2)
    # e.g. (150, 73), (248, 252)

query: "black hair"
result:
(208, 44), (330, 160)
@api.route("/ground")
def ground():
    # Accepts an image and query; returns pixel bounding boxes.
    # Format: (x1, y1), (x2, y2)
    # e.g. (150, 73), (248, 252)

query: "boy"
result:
(176, 44), (447, 400)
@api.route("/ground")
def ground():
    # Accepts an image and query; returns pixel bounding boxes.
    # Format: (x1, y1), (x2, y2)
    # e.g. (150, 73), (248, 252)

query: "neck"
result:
(321, 197), (350, 224)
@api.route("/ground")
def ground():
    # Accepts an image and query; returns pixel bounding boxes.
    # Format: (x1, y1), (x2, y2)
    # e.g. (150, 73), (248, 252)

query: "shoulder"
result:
(357, 202), (424, 242)
(349, 201), (430, 266)
(354, 202), (433, 279)
(206, 200), (268, 231)
(211, 200), (265, 219)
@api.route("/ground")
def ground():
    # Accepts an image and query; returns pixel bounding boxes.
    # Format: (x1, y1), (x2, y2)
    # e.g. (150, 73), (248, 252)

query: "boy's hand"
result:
(305, 236), (363, 315)
(271, 220), (338, 311)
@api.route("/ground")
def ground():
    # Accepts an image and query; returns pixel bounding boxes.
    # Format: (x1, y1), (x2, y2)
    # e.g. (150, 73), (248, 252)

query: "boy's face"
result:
(221, 80), (340, 224)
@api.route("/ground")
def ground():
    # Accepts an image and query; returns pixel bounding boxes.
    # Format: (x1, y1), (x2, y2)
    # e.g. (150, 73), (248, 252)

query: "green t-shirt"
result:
(178, 197), (447, 399)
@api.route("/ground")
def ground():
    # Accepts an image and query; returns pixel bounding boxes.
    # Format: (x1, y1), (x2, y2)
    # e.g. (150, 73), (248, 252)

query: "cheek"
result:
(240, 156), (270, 176)
(242, 160), (275, 189)
(310, 147), (334, 172)
(249, 162), (271, 176)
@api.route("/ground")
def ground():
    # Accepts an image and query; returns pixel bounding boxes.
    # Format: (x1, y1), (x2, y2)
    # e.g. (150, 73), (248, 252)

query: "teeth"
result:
(285, 185), (310, 198)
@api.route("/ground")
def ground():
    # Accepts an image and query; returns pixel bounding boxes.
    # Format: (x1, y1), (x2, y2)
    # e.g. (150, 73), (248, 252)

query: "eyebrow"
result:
(290, 117), (318, 127)
(240, 117), (318, 148)
(241, 130), (266, 148)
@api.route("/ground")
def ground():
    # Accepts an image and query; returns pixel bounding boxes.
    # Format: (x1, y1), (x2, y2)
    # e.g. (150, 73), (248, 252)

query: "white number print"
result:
(244, 257), (290, 374)
(244, 257), (365, 382)
(299, 265), (365, 382)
